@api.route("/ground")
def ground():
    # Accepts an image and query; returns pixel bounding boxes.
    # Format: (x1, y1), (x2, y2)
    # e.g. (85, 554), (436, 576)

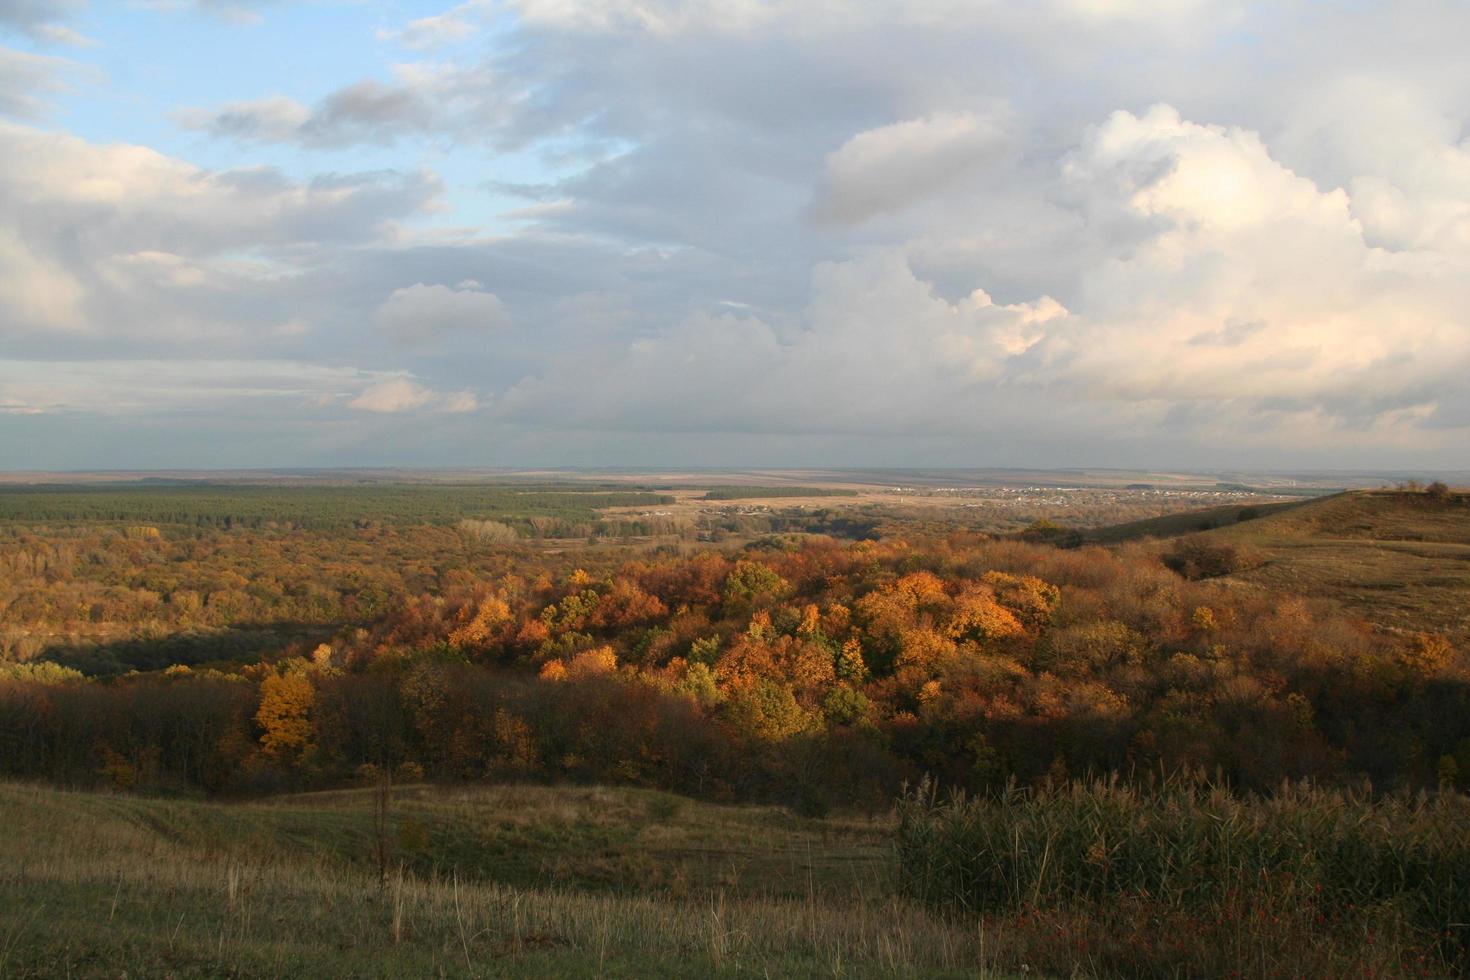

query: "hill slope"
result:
(0, 781), (995, 979)
(1088, 490), (1470, 643)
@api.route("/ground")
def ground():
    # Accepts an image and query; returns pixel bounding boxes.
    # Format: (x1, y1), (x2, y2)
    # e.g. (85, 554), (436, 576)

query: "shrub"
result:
(1163, 535), (1250, 579)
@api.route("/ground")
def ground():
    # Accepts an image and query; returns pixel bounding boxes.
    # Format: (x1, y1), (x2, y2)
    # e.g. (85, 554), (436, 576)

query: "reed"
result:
(897, 775), (1470, 977)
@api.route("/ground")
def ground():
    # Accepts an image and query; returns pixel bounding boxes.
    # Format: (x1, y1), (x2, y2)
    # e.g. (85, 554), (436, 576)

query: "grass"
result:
(897, 777), (1470, 978)
(1086, 490), (1470, 644)
(5, 778), (1467, 976)
(0, 781), (1008, 978)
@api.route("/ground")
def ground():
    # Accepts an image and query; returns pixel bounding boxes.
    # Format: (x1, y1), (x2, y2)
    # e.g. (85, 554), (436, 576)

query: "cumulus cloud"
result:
(496, 104), (1470, 456)
(1044, 106), (1470, 417)
(373, 281), (508, 343)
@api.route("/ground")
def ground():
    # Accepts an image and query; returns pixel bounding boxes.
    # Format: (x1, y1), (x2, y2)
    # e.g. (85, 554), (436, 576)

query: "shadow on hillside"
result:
(40, 620), (336, 676)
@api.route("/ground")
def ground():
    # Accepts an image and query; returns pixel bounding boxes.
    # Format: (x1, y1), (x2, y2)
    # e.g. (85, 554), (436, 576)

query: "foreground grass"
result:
(0, 781), (1005, 978)
(7, 778), (1463, 977)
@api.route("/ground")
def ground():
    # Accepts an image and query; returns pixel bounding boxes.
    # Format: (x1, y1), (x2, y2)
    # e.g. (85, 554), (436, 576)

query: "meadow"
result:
(4, 776), (1463, 978)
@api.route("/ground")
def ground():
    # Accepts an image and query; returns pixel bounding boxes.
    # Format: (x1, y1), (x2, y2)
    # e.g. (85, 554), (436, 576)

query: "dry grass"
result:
(8, 777), (1465, 976)
(0, 781), (1008, 978)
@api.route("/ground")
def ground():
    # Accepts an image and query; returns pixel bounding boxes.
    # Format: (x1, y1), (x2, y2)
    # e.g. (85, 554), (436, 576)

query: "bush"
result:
(1163, 535), (1250, 579)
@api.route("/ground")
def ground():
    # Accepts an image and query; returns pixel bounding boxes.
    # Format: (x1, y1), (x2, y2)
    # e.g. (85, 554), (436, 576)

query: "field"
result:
(0, 483), (674, 532)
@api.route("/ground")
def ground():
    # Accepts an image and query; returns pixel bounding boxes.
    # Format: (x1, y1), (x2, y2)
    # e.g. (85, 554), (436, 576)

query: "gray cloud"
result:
(373, 281), (509, 343)
(0, 0), (85, 42)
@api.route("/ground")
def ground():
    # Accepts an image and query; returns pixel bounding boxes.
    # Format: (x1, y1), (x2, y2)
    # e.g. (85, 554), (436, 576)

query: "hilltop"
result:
(1083, 489), (1470, 643)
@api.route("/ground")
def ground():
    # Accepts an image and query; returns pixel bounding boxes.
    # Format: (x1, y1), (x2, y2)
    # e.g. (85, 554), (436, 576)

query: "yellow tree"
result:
(256, 670), (316, 758)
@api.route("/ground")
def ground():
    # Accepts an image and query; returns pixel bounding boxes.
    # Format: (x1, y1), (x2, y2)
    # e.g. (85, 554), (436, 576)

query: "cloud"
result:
(497, 249), (1070, 435)
(176, 95), (309, 144)
(0, 0), (89, 43)
(1044, 104), (1470, 419)
(0, 359), (399, 414)
(347, 377), (436, 413)
(12, 0), (1470, 467)
(373, 281), (508, 343)
(380, 0), (491, 50)
(179, 63), (515, 148)
(811, 110), (1010, 224)
(441, 389), (479, 413)
(0, 121), (440, 338)
(347, 377), (478, 414)
(0, 46), (80, 117)
(494, 104), (1470, 457)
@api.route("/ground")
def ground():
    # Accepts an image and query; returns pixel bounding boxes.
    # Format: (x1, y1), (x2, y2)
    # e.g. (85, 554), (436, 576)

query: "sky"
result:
(1, 0), (1469, 471)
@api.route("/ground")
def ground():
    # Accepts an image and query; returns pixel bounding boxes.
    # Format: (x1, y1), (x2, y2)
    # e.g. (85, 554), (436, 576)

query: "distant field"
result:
(700, 486), (859, 501)
(0, 484), (674, 530)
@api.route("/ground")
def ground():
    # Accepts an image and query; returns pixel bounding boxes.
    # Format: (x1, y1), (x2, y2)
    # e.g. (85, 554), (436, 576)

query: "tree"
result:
(256, 669), (315, 758)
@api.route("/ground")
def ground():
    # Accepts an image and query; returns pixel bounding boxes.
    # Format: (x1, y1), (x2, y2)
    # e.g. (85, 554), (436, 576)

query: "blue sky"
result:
(2, 1), (1470, 470)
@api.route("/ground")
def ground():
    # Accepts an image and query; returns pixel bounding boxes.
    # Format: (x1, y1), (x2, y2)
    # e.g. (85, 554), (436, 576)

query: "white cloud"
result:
(381, 0), (491, 50)
(441, 389), (479, 413)
(347, 377), (437, 413)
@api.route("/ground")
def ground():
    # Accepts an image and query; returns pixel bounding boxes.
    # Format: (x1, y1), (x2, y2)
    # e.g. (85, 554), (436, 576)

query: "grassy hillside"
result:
(1087, 490), (1470, 643)
(1077, 496), (1314, 544)
(0, 781), (999, 978)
